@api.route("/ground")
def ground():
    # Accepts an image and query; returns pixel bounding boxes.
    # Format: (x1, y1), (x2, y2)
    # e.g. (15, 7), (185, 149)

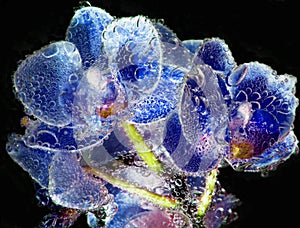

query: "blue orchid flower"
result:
(6, 5), (298, 228)
(184, 37), (298, 172)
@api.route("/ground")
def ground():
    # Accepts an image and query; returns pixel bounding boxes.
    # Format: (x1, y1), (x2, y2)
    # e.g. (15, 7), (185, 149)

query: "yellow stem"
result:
(197, 169), (218, 217)
(85, 166), (178, 209)
(121, 121), (163, 173)
(86, 121), (217, 218)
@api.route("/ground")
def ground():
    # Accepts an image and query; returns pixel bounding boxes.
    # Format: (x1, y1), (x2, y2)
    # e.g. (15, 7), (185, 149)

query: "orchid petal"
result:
(66, 6), (113, 69)
(14, 41), (82, 126)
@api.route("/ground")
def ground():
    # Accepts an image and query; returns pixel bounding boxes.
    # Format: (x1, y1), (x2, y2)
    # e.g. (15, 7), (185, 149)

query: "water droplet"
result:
(68, 73), (78, 83)
(42, 43), (59, 58)
(227, 65), (248, 86)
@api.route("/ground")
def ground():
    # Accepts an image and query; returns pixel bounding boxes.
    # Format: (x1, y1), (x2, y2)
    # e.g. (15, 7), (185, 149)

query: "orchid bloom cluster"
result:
(6, 5), (298, 228)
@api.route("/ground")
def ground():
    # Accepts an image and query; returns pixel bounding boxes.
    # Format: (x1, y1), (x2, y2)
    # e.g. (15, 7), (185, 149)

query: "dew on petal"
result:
(48, 152), (110, 210)
(66, 6), (114, 69)
(102, 16), (162, 96)
(14, 41), (82, 126)
(6, 4), (298, 228)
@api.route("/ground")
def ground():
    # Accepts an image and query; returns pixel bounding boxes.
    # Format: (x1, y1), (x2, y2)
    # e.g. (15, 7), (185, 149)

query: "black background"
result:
(0, 0), (299, 227)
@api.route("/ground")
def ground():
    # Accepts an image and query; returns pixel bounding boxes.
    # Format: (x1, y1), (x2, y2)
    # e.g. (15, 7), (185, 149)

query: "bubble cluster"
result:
(14, 41), (82, 126)
(6, 5), (298, 228)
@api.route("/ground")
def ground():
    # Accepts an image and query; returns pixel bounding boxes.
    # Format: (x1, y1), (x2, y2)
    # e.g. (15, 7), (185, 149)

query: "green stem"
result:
(86, 121), (218, 218)
(85, 166), (178, 209)
(121, 121), (163, 174)
(197, 168), (218, 217)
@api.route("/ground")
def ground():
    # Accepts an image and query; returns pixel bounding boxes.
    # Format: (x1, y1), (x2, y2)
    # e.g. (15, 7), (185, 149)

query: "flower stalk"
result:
(121, 121), (163, 174)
